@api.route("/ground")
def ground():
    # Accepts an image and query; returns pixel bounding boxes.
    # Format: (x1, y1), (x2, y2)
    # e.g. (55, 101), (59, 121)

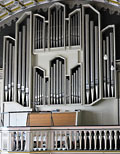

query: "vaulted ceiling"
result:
(0, 0), (46, 21)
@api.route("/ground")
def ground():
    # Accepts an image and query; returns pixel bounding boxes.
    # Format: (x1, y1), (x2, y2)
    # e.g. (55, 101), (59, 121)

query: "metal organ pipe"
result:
(4, 40), (9, 101)
(95, 26), (99, 100)
(106, 36), (110, 97)
(59, 61), (62, 104)
(85, 14), (90, 104)
(103, 40), (107, 97)
(25, 18), (30, 107)
(90, 21), (95, 102)
(110, 32), (114, 97)
(102, 26), (115, 98)
(21, 25), (26, 106)
(11, 46), (15, 101)
(18, 32), (22, 103)
(4, 37), (15, 102)
(8, 43), (12, 101)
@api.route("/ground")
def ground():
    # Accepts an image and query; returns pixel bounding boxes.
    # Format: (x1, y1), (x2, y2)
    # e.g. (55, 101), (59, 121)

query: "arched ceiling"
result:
(0, 0), (49, 21)
(0, 0), (119, 22)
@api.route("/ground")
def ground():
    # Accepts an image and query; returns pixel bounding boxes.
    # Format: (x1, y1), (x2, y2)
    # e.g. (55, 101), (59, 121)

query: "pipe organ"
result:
(2, 2), (116, 107)
(49, 3), (65, 48)
(69, 9), (81, 47)
(83, 5), (101, 104)
(15, 12), (32, 107)
(102, 25), (116, 98)
(3, 36), (15, 102)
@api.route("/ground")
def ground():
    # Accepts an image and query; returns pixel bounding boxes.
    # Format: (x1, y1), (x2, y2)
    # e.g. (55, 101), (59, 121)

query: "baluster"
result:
(94, 131), (97, 150)
(109, 130), (112, 150)
(89, 131), (92, 150)
(69, 131), (72, 150)
(104, 130), (107, 150)
(84, 131), (87, 150)
(79, 131), (82, 150)
(74, 131), (77, 150)
(55, 131), (58, 150)
(114, 130), (117, 150)
(16, 132), (19, 151)
(99, 131), (102, 150)
(21, 132), (23, 151)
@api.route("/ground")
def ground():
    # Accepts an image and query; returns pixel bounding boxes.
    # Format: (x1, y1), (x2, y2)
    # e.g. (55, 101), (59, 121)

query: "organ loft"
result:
(0, 0), (120, 153)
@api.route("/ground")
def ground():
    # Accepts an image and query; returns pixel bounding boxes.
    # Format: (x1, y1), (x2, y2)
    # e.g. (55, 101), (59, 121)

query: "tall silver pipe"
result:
(62, 10), (64, 46)
(66, 76), (69, 104)
(53, 11), (56, 47)
(35, 17), (37, 49)
(59, 9), (61, 47)
(103, 40), (107, 97)
(62, 63), (64, 103)
(38, 74), (40, 104)
(70, 16), (72, 46)
(45, 78), (49, 105)
(75, 70), (79, 103)
(11, 46), (15, 101)
(73, 73), (76, 103)
(85, 14), (90, 104)
(50, 14), (53, 48)
(56, 60), (59, 104)
(90, 21), (95, 102)
(39, 20), (41, 49)
(110, 32), (114, 97)
(78, 67), (81, 103)
(40, 20), (43, 48)
(35, 71), (38, 103)
(21, 25), (26, 106)
(37, 19), (40, 49)
(106, 36), (110, 97)
(4, 40), (9, 101)
(59, 61), (62, 104)
(75, 14), (77, 45)
(8, 43), (12, 101)
(78, 12), (80, 45)
(50, 66), (53, 104)
(56, 9), (58, 47)
(25, 18), (30, 107)
(18, 32), (22, 103)
(95, 26), (99, 99)
(53, 63), (56, 104)
(71, 74), (74, 103)
(40, 76), (43, 105)
(73, 15), (75, 45)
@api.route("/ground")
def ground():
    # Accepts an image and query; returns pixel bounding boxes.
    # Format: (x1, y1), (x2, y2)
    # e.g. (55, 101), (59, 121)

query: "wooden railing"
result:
(1, 126), (120, 152)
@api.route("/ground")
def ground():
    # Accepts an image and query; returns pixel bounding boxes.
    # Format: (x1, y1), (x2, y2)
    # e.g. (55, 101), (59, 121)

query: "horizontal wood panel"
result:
(27, 113), (52, 126)
(52, 112), (76, 126)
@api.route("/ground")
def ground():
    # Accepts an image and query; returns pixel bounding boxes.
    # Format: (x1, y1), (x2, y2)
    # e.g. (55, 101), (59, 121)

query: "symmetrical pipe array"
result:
(102, 25), (116, 98)
(34, 68), (45, 105)
(3, 37), (15, 102)
(3, 3), (116, 106)
(34, 58), (82, 105)
(34, 15), (45, 49)
(17, 17), (30, 107)
(69, 9), (81, 46)
(50, 58), (65, 104)
(71, 65), (81, 104)
(49, 6), (65, 48)
(83, 7), (100, 104)
(33, 3), (81, 50)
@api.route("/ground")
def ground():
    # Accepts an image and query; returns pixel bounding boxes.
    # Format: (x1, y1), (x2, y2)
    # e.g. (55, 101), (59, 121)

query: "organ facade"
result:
(0, 0), (120, 153)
